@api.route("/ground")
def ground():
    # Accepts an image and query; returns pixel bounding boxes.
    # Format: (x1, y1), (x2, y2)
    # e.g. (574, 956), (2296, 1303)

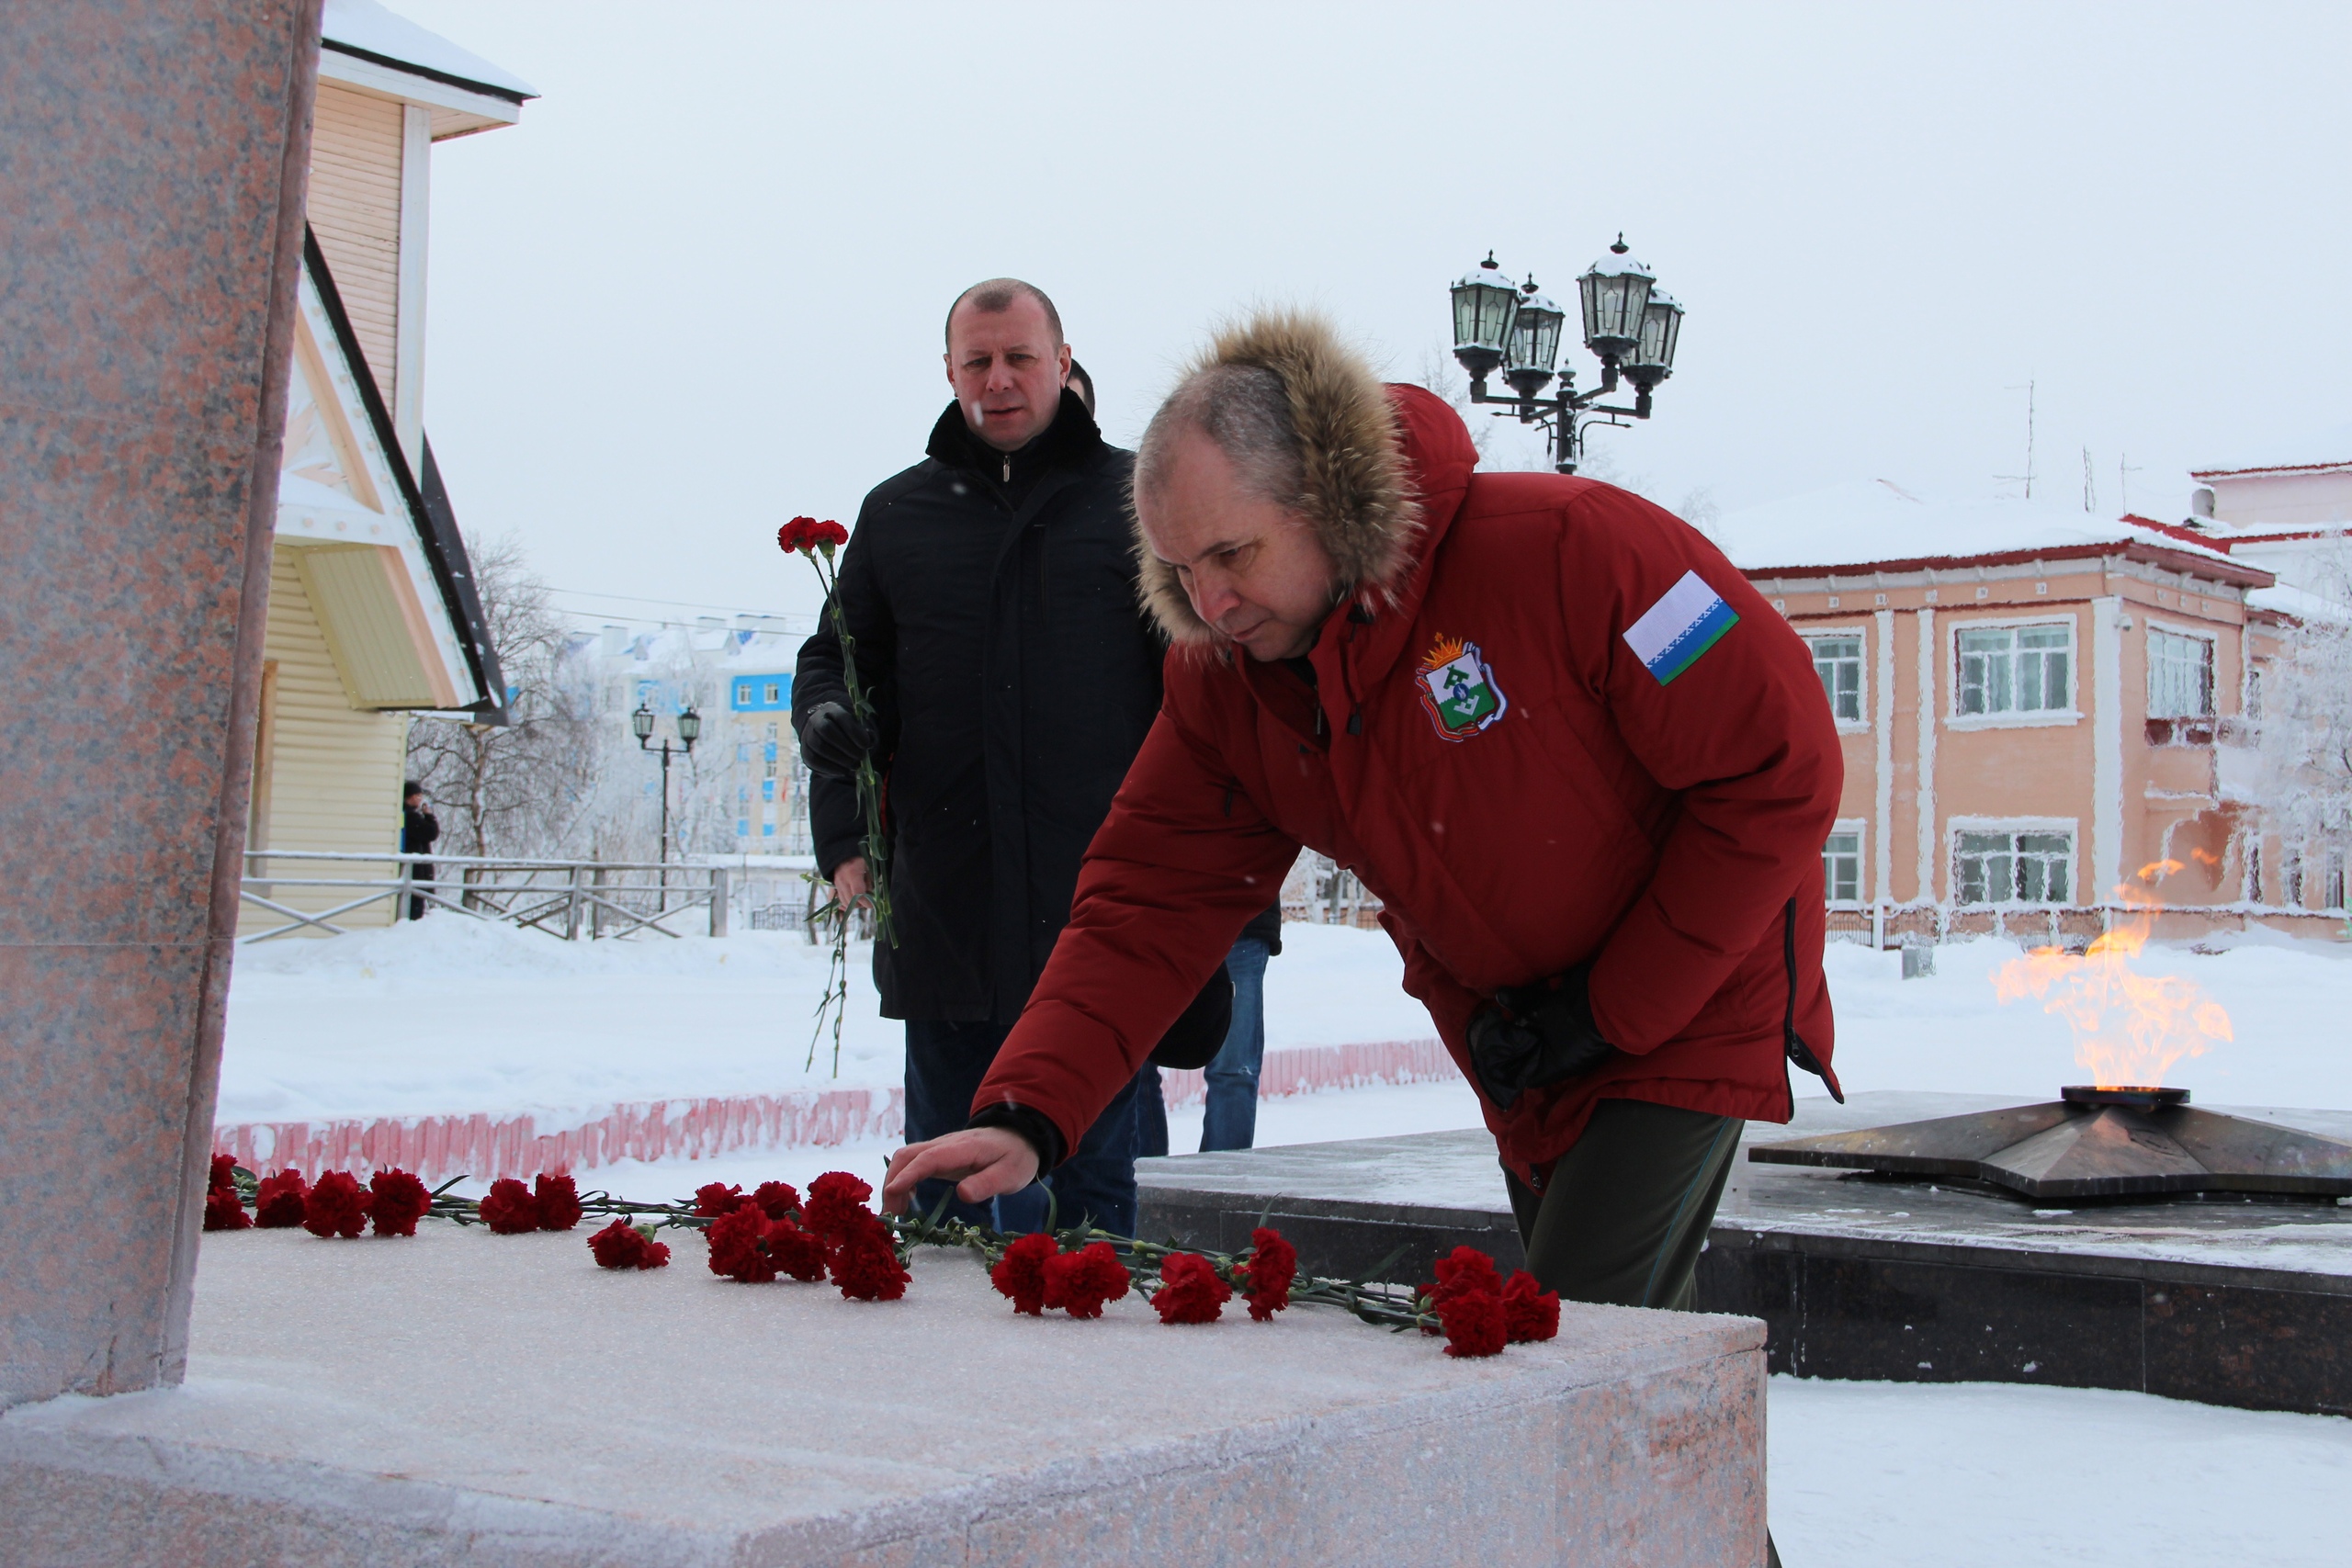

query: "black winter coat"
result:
(795, 392), (1164, 1022)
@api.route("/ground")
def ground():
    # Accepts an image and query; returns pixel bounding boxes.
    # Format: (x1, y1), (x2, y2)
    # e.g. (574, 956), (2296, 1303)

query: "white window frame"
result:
(2145, 620), (2217, 720)
(1823, 818), (1868, 908)
(1946, 614), (2081, 729)
(1950, 816), (2079, 908)
(1804, 627), (1871, 732)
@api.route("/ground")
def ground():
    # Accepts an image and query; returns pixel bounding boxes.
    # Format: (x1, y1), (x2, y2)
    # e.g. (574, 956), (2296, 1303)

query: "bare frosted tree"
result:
(405, 534), (602, 859)
(2250, 547), (2352, 854)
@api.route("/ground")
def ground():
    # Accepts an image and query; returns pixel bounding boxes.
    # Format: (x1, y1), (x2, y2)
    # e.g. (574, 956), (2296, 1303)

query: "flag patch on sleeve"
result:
(1623, 570), (1738, 685)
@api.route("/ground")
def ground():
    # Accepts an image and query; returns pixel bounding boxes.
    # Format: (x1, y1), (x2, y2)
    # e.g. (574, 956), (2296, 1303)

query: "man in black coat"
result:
(793, 278), (1164, 1235)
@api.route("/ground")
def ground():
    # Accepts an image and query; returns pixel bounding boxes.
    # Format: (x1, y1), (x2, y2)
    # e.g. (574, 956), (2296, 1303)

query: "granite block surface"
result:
(0, 1226), (1765, 1566)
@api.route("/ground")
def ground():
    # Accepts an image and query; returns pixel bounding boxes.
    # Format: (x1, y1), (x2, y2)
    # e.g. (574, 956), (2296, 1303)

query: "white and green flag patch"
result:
(1623, 570), (1738, 685)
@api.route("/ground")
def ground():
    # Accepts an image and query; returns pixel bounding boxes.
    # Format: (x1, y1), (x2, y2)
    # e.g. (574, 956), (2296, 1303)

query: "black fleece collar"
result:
(924, 388), (1102, 498)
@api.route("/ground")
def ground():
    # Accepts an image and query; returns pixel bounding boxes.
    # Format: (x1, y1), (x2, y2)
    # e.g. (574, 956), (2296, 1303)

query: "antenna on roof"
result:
(2082, 446), (2097, 513)
(2119, 452), (2143, 513)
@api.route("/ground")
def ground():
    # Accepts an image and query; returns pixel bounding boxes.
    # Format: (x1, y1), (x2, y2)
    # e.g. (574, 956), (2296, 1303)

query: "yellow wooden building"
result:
(242, 3), (533, 935)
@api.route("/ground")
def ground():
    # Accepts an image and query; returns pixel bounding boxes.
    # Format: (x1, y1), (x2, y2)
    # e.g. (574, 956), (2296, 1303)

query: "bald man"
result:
(793, 279), (1169, 1237)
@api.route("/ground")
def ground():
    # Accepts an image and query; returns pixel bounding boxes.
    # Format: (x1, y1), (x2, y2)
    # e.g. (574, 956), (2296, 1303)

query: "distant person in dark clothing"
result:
(401, 781), (437, 920)
(1138, 901), (1283, 1156)
(1065, 357), (1095, 416)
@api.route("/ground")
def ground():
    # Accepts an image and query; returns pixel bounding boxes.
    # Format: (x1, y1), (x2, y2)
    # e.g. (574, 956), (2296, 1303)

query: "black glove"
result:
(798, 701), (875, 781)
(1464, 964), (1615, 1111)
(1148, 972), (1237, 1071)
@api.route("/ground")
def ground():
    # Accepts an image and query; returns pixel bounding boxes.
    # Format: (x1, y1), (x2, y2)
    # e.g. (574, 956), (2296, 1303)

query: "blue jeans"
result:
(900, 1019), (1144, 1237)
(1200, 937), (1270, 1152)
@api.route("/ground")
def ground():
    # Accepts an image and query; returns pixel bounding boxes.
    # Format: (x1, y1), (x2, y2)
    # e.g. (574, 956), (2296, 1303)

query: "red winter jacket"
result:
(974, 316), (1843, 1184)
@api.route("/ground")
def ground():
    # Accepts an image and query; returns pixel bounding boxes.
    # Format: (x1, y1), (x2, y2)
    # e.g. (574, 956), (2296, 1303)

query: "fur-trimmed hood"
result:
(1137, 312), (1476, 645)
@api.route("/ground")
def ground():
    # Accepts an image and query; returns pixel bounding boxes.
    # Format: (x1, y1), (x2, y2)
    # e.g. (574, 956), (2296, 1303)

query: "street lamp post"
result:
(1448, 235), (1686, 473)
(633, 700), (701, 909)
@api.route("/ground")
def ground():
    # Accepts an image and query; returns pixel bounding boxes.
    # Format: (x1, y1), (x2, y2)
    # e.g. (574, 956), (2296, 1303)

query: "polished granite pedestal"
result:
(1136, 1093), (2352, 1416)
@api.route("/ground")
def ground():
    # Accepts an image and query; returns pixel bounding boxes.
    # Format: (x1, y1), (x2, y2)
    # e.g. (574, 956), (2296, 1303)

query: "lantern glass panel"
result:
(1577, 254), (1655, 352)
(1451, 265), (1520, 353)
(677, 707), (702, 745)
(1633, 292), (1683, 373)
(631, 705), (656, 741)
(1506, 293), (1565, 373)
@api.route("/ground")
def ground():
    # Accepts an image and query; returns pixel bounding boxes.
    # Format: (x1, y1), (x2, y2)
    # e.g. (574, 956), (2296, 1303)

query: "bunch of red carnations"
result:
(1418, 1247), (1562, 1359)
(477, 1173), (585, 1234)
(204, 1156), (435, 1240)
(775, 515), (849, 555)
(677, 1171), (910, 1302)
(985, 1225), (1299, 1327)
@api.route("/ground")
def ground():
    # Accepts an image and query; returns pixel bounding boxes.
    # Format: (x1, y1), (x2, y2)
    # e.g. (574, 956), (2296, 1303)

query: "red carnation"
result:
(1150, 1251), (1232, 1325)
(588, 1218), (671, 1270)
(253, 1169), (308, 1228)
(1434, 1245), (1502, 1300)
(827, 1210), (910, 1301)
(766, 1216), (830, 1281)
(804, 1170), (875, 1240)
(811, 519), (849, 553)
(533, 1173), (584, 1232)
(1045, 1241), (1131, 1319)
(588, 1217), (644, 1269)
(990, 1231), (1057, 1315)
(692, 1181), (747, 1218)
(204, 1155), (249, 1230)
(776, 515), (817, 553)
(479, 1177), (540, 1235)
(1238, 1227), (1297, 1322)
(1438, 1289), (1507, 1358)
(1421, 1245), (1505, 1332)
(751, 1180), (801, 1221)
(301, 1170), (370, 1239)
(706, 1204), (777, 1281)
(1502, 1270), (1561, 1344)
(368, 1169), (431, 1237)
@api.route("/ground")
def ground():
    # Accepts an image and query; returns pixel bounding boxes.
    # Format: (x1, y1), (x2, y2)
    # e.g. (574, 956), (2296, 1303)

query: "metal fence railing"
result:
(239, 850), (730, 944)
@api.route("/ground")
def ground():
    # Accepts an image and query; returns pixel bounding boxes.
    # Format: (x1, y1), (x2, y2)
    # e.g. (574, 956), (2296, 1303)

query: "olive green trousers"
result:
(1500, 1097), (1745, 1312)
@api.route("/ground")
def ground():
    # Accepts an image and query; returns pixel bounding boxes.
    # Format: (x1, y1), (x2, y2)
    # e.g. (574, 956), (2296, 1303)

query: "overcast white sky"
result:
(390, 1), (2352, 628)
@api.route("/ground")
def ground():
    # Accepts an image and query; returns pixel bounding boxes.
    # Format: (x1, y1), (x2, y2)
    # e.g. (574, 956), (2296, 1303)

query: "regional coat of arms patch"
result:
(1414, 636), (1509, 740)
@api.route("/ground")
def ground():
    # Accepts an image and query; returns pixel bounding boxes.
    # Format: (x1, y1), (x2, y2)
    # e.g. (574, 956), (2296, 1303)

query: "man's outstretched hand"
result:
(881, 1127), (1040, 1213)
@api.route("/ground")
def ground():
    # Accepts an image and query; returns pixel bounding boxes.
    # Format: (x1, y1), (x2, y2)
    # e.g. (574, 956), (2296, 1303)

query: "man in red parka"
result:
(885, 310), (1844, 1313)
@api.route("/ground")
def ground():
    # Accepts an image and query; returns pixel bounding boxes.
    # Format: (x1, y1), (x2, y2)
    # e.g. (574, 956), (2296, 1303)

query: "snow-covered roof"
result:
(2189, 419), (2352, 479)
(2248, 581), (2352, 625)
(322, 0), (537, 102)
(1713, 479), (2265, 581)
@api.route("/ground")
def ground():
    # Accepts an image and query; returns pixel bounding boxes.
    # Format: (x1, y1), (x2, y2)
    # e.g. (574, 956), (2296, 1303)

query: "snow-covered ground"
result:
(218, 919), (1439, 1126)
(1770, 1377), (2348, 1566)
(221, 916), (2352, 1129)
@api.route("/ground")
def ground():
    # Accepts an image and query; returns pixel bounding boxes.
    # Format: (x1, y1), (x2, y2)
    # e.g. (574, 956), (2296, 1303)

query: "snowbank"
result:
(218, 916), (2352, 1179)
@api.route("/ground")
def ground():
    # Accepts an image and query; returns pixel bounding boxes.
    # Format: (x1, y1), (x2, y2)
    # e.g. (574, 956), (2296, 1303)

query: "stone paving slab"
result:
(0, 1224), (1765, 1566)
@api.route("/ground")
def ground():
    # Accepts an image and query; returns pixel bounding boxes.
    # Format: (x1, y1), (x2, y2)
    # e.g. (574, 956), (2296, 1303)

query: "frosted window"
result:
(1956, 829), (2073, 905)
(2147, 629), (2214, 719)
(1957, 624), (2071, 716)
(1809, 637), (1864, 723)
(1823, 829), (1863, 904)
